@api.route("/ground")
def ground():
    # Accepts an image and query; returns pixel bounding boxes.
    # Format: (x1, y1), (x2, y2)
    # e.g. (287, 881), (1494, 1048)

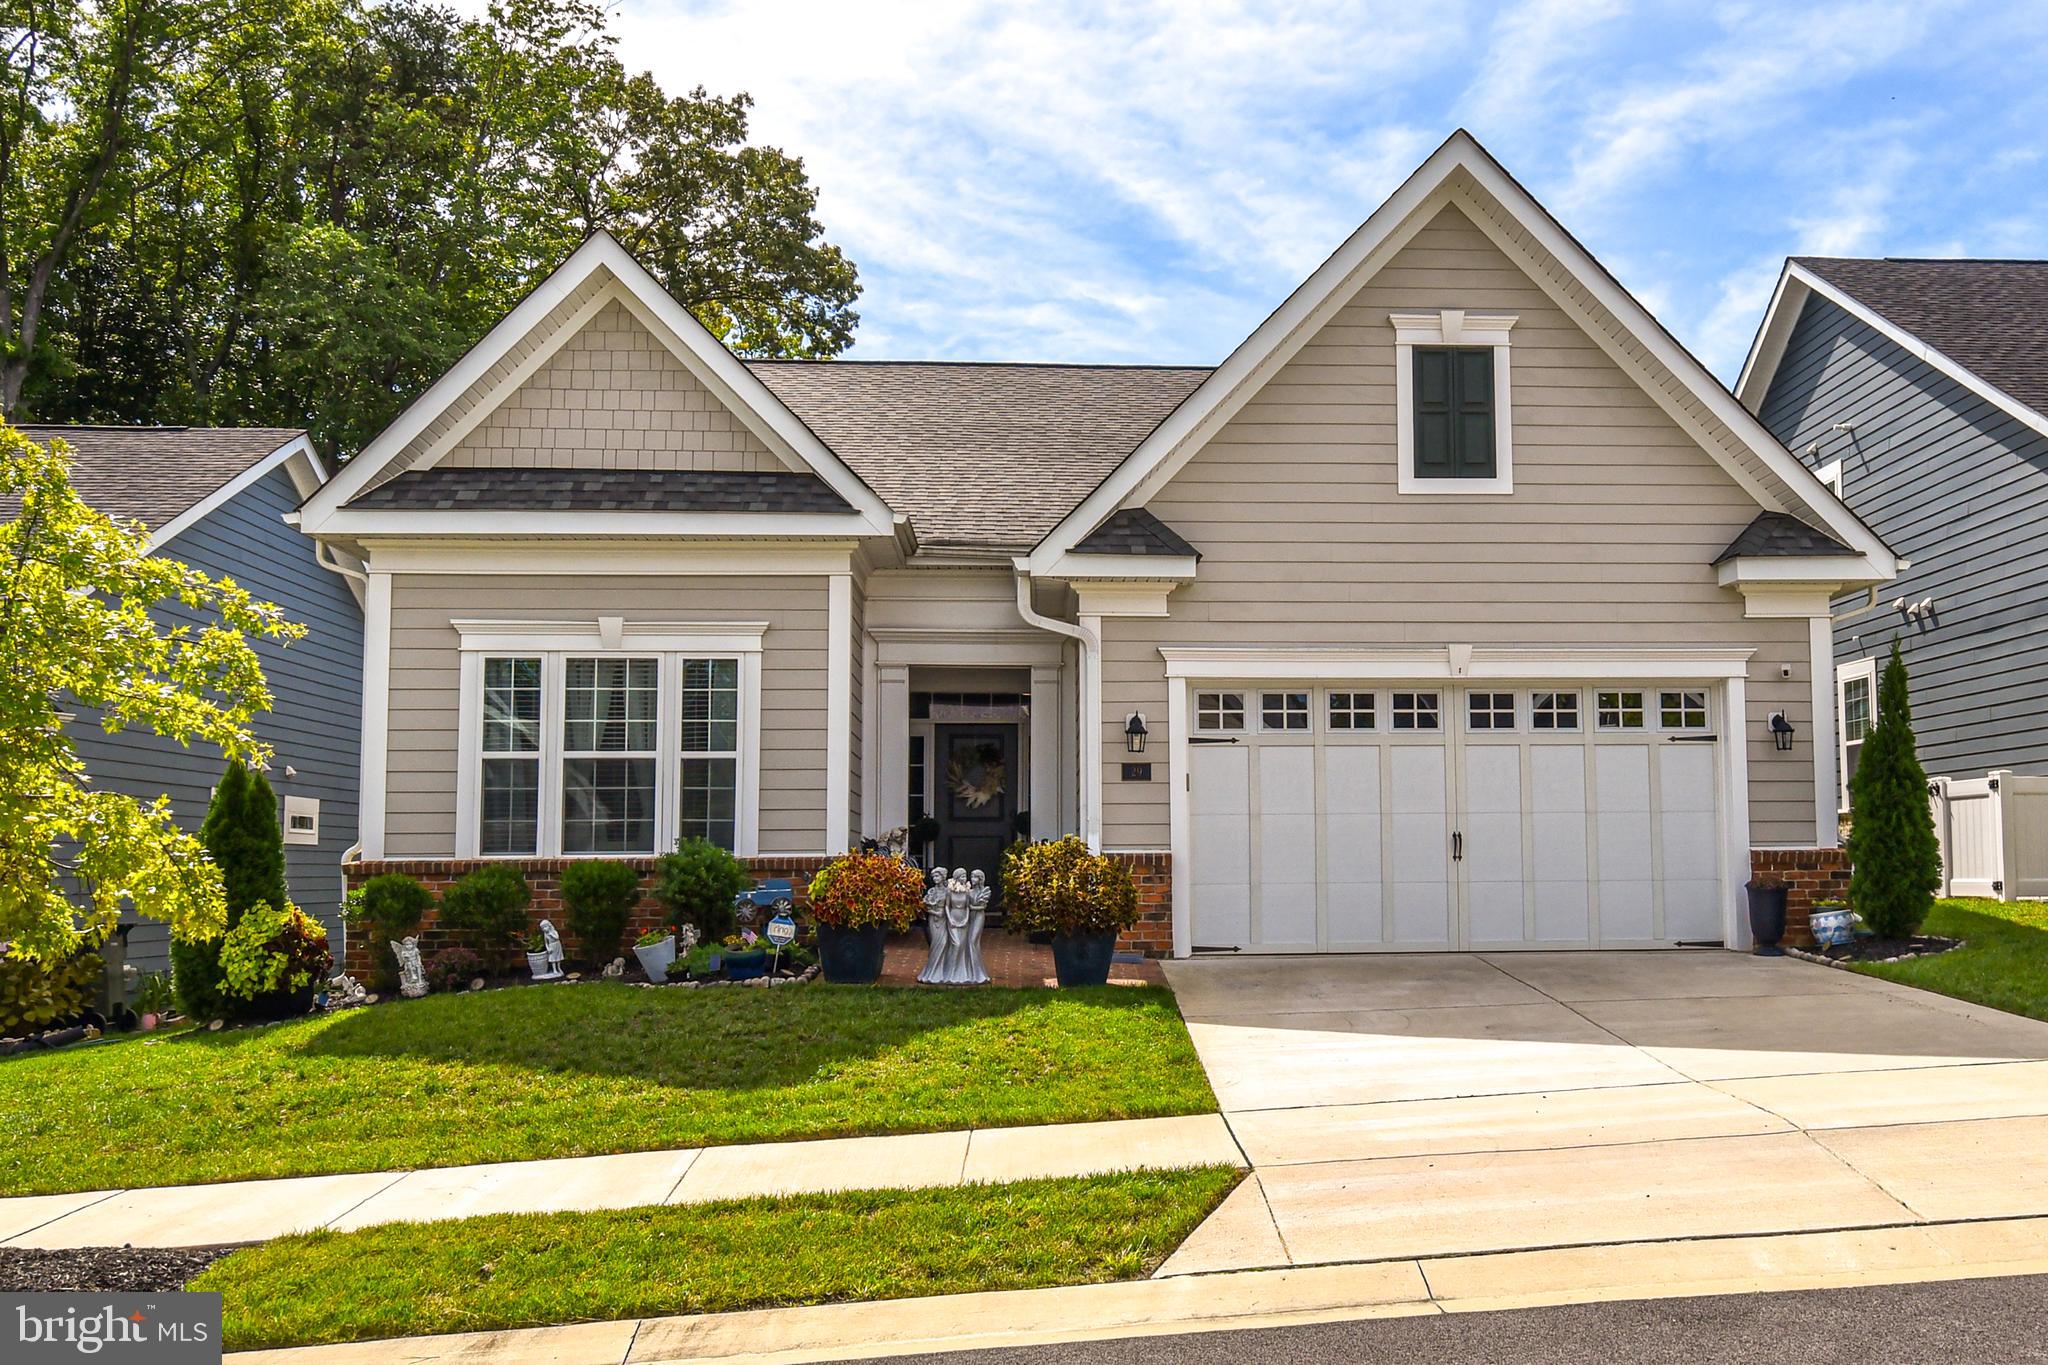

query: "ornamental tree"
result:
(1846, 640), (1942, 938)
(0, 425), (301, 961)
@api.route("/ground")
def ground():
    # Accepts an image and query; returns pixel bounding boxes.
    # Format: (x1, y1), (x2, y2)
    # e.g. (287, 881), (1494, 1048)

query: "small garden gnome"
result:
(391, 937), (427, 998)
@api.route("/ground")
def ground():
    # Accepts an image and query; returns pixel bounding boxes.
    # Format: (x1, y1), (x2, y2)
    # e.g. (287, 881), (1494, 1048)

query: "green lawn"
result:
(1852, 897), (2048, 1022)
(198, 1167), (1241, 1352)
(0, 983), (1214, 1196)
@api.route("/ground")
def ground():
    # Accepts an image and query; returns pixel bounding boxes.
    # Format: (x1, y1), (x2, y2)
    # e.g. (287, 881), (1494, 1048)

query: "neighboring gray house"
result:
(1738, 259), (2048, 805)
(21, 425), (365, 971)
(297, 131), (1894, 958)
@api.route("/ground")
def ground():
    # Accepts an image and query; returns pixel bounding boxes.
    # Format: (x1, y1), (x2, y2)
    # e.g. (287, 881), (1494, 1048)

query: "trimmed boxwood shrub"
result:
(1001, 836), (1139, 938)
(561, 860), (640, 964)
(653, 840), (749, 944)
(438, 864), (531, 969)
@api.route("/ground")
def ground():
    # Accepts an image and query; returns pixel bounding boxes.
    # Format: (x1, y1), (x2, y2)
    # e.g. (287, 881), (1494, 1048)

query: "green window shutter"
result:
(1413, 348), (1455, 476)
(1454, 348), (1496, 478)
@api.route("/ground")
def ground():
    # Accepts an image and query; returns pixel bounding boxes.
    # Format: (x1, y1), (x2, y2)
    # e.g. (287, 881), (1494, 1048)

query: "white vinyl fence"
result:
(1928, 770), (2048, 901)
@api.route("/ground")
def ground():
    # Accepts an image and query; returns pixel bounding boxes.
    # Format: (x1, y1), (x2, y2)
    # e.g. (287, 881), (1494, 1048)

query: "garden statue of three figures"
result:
(918, 866), (990, 985)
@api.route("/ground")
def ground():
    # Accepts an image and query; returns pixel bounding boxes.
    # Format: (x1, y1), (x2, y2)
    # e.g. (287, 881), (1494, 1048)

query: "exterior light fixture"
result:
(1768, 712), (1795, 752)
(1124, 712), (1149, 754)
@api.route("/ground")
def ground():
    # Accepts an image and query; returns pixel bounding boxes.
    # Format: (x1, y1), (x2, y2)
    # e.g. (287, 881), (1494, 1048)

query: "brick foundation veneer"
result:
(1113, 853), (1173, 958)
(1751, 847), (1852, 947)
(344, 851), (1181, 971)
(341, 856), (830, 976)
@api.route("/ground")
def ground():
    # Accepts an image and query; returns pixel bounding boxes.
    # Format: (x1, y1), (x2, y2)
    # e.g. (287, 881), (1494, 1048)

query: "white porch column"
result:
(876, 663), (912, 833)
(825, 573), (853, 854)
(1029, 664), (1062, 838)
(359, 570), (392, 862)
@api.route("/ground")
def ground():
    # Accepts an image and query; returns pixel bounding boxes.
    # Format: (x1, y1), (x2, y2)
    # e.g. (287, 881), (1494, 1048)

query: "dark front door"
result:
(934, 724), (1019, 900)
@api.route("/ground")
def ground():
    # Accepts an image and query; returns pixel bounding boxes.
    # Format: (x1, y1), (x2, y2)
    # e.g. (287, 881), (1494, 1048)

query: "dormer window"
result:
(1392, 309), (1516, 494)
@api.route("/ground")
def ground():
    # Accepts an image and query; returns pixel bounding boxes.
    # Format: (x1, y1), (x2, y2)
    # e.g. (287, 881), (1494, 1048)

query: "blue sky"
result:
(608, 0), (2048, 379)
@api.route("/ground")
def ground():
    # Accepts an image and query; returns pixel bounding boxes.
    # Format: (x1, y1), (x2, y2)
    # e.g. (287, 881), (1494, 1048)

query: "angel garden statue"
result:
(391, 937), (427, 998)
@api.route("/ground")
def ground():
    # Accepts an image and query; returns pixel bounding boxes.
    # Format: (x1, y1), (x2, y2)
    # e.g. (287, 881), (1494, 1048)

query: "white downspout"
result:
(1014, 562), (1101, 851)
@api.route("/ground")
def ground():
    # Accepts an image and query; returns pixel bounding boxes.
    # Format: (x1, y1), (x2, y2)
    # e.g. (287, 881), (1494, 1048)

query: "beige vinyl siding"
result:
(1099, 204), (1816, 849)
(438, 299), (789, 474)
(384, 574), (829, 857)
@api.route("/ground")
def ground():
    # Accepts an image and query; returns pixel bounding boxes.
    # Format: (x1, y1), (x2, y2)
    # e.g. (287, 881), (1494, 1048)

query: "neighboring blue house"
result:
(1737, 258), (2048, 805)
(20, 425), (365, 972)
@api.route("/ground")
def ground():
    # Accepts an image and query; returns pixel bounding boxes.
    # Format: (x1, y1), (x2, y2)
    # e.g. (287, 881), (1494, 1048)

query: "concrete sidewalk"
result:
(221, 1214), (2048, 1364)
(0, 1113), (1242, 1250)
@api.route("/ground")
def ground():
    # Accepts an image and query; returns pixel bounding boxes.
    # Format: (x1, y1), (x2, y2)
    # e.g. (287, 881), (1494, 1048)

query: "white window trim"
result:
(1836, 657), (1877, 813)
(1194, 689), (1248, 734)
(454, 619), (765, 859)
(1815, 457), (1844, 498)
(1391, 309), (1518, 495)
(1257, 690), (1313, 734)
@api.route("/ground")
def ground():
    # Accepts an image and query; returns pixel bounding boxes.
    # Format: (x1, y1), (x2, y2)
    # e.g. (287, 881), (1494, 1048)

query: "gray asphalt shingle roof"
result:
(1795, 257), (2048, 418)
(1713, 511), (1853, 563)
(347, 466), (851, 514)
(747, 361), (1211, 551)
(11, 424), (305, 531)
(1073, 507), (1200, 558)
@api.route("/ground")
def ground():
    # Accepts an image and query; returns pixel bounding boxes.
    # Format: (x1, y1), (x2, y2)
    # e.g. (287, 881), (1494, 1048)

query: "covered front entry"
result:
(1186, 683), (1727, 952)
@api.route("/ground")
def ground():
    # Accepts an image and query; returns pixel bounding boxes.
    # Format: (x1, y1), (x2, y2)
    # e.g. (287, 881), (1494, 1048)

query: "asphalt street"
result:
(842, 1273), (2048, 1363)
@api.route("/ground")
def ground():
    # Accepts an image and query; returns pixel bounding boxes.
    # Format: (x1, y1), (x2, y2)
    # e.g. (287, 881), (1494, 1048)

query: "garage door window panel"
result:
(1531, 690), (1580, 731)
(1196, 691), (1246, 733)
(1392, 691), (1441, 731)
(1328, 691), (1376, 731)
(1260, 691), (1311, 732)
(1597, 690), (1646, 730)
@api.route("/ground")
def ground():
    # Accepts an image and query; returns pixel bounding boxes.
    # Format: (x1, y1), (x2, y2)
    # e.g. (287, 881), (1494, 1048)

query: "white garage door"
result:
(1187, 685), (1725, 952)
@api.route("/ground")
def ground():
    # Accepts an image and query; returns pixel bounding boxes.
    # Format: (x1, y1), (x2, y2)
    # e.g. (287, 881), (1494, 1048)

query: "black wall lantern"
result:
(1768, 711), (1795, 752)
(1125, 712), (1149, 754)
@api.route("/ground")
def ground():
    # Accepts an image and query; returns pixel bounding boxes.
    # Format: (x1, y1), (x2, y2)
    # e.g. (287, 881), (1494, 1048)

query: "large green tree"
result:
(11, 0), (858, 455)
(0, 423), (301, 961)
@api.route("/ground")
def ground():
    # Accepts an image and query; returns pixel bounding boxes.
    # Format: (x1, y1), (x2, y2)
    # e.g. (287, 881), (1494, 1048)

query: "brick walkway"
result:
(879, 931), (1165, 987)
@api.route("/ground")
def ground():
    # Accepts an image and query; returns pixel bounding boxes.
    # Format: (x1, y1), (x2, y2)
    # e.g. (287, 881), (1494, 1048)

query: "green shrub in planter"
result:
(0, 948), (104, 1035)
(439, 864), (532, 969)
(561, 860), (641, 964)
(653, 840), (749, 944)
(220, 901), (332, 1009)
(347, 874), (434, 986)
(1001, 837), (1139, 937)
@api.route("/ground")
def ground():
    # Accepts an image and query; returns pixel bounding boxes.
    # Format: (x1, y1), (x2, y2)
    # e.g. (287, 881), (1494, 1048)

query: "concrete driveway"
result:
(1159, 952), (2048, 1275)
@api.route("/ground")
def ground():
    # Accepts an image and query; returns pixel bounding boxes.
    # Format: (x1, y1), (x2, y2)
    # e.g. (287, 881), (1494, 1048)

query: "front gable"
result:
(298, 233), (897, 539)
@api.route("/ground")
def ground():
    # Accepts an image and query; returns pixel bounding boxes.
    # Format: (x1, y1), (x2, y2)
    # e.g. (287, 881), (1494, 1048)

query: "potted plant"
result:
(1810, 899), (1856, 948)
(1745, 876), (1788, 956)
(1002, 837), (1138, 987)
(519, 928), (552, 979)
(219, 901), (334, 1019)
(633, 926), (677, 981)
(807, 850), (925, 984)
(722, 932), (769, 981)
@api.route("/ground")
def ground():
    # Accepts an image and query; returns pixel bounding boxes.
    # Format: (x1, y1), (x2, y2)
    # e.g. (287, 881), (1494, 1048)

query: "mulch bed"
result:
(0, 1246), (228, 1293)
(1794, 934), (1964, 966)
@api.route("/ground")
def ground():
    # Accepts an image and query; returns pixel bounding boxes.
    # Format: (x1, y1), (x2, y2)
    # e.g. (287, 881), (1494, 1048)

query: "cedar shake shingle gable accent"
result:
(746, 361), (1211, 552)
(346, 465), (853, 514)
(1713, 511), (1854, 563)
(1073, 507), (1199, 558)
(1792, 257), (2048, 419)
(10, 424), (307, 531)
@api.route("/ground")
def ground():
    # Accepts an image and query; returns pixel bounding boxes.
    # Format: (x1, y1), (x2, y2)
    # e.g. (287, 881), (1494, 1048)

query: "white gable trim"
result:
(149, 433), (324, 554)
(1736, 261), (2048, 446)
(1029, 131), (1893, 576)
(299, 232), (896, 537)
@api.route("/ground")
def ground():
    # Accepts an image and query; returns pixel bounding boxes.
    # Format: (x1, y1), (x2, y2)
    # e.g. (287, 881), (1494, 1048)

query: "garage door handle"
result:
(1452, 830), (1462, 861)
(1189, 736), (1241, 745)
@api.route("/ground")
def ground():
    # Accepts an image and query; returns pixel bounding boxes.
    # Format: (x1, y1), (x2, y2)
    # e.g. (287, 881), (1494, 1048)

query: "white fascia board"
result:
(311, 508), (889, 540)
(1734, 265), (1804, 410)
(1744, 261), (2048, 447)
(301, 231), (898, 531)
(451, 618), (769, 655)
(1040, 552), (1198, 581)
(1715, 554), (1887, 588)
(149, 433), (323, 554)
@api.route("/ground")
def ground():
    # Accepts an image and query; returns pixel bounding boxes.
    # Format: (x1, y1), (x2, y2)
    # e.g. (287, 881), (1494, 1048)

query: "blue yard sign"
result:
(766, 914), (798, 947)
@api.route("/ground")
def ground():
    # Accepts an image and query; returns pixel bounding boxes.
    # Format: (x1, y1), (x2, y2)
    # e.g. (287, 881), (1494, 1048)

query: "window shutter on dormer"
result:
(1412, 346), (1496, 480)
